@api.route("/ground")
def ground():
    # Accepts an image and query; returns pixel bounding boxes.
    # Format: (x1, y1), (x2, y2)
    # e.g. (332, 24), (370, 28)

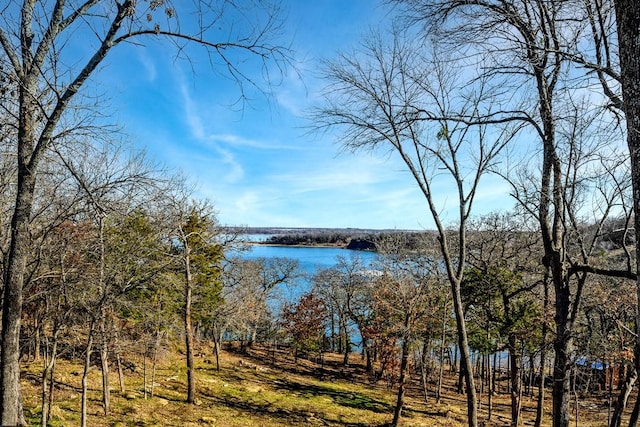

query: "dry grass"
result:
(20, 345), (614, 426)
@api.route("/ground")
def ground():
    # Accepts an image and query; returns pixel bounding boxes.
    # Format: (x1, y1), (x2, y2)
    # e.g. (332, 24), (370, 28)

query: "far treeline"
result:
(241, 227), (431, 251)
(246, 225), (635, 252)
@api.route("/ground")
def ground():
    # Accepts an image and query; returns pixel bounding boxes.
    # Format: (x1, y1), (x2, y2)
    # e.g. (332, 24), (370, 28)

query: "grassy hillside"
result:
(22, 344), (611, 426)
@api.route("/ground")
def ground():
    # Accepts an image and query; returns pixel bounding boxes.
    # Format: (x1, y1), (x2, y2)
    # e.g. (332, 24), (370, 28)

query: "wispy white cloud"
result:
(213, 145), (244, 183)
(135, 50), (157, 82)
(276, 90), (305, 118)
(267, 155), (394, 191)
(207, 133), (302, 151)
(183, 99), (205, 140)
(275, 69), (310, 118)
(174, 70), (206, 141)
(110, 3), (519, 231)
(200, 149), (439, 229)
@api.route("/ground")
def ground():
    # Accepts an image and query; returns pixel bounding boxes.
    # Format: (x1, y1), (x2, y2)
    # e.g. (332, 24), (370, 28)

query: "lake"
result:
(242, 244), (377, 273)
(240, 244), (378, 301)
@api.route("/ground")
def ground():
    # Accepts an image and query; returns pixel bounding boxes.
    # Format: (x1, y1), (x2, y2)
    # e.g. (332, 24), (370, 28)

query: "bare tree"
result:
(606, 3), (640, 425)
(58, 141), (166, 426)
(34, 220), (93, 427)
(313, 28), (518, 427)
(373, 272), (431, 426)
(0, 1), (291, 422)
(373, 234), (443, 426)
(387, 3), (635, 426)
(570, 2), (640, 423)
(218, 256), (299, 354)
(312, 255), (369, 365)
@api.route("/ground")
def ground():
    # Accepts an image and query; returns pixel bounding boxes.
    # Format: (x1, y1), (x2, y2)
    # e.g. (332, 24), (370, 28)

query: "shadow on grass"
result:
(198, 380), (390, 427)
(273, 378), (394, 415)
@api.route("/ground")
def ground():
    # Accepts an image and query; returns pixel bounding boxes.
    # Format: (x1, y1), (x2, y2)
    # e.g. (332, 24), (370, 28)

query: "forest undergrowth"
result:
(21, 343), (616, 426)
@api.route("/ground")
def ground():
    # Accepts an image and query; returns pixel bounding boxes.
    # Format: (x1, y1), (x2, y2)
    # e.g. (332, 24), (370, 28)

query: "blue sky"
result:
(97, 1), (513, 230)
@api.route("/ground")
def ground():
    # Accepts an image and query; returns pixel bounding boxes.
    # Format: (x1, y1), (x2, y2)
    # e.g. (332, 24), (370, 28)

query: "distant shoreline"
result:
(247, 241), (349, 249)
(238, 227), (430, 252)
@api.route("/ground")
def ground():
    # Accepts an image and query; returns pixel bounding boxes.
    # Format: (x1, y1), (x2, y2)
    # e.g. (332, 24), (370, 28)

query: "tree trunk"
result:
(421, 339), (431, 402)
(250, 326), (257, 347)
(342, 319), (350, 366)
(458, 357), (467, 394)
(143, 351), (148, 400)
(151, 335), (160, 398)
(437, 328), (446, 403)
(614, 3), (640, 427)
(365, 346), (373, 373)
(535, 277), (550, 427)
(452, 345), (458, 373)
(47, 355), (55, 423)
(509, 335), (522, 427)
(1, 5), (132, 420)
(573, 365), (579, 427)
(477, 353), (484, 395)
(116, 353), (125, 394)
(535, 345), (548, 427)
(184, 248), (196, 404)
(114, 330), (125, 394)
(626, 371), (640, 427)
(364, 336), (373, 373)
(391, 337), (410, 427)
(610, 365), (636, 427)
(40, 336), (58, 427)
(100, 329), (110, 415)
(213, 331), (221, 371)
(330, 309), (336, 352)
(487, 352), (493, 421)
(608, 364), (615, 427)
(552, 280), (573, 427)
(437, 299), (448, 403)
(492, 353), (498, 403)
(0, 160), (36, 426)
(81, 331), (94, 427)
(449, 274), (477, 427)
(34, 317), (41, 362)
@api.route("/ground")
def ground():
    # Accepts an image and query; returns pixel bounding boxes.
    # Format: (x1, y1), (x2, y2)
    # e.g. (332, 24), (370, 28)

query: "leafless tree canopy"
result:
(0, 1), (293, 424)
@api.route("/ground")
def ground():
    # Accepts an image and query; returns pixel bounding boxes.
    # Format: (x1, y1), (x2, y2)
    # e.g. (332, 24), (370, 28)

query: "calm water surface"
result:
(243, 245), (377, 273)
(240, 245), (377, 301)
